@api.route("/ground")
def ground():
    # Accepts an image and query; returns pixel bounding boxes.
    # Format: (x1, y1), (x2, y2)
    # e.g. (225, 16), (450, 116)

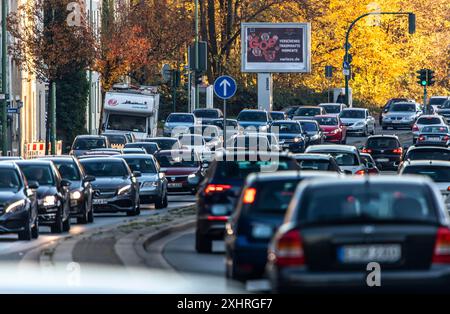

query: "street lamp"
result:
(343, 12), (416, 107)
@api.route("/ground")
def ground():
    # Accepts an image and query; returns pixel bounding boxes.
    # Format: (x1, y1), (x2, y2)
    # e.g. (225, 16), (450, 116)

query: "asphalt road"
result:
(158, 127), (415, 289)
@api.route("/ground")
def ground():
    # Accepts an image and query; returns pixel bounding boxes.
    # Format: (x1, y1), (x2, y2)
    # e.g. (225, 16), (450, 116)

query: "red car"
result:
(315, 115), (347, 144)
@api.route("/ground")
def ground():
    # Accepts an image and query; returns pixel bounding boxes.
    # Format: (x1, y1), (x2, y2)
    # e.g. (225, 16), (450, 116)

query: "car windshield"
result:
(270, 112), (285, 120)
(107, 114), (146, 133)
(299, 122), (318, 132)
(440, 100), (450, 109)
(430, 98), (447, 105)
(211, 120), (238, 129)
(122, 158), (157, 174)
(19, 165), (55, 186)
(147, 139), (178, 151)
(216, 160), (294, 179)
(179, 135), (205, 146)
(402, 166), (450, 183)
(233, 136), (271, 149)
(321, 105), (340, 114)
(125, 143), (158, 154)
(422, 126), (449, 133)
(81, 161), (129, 177)
(297, 160), (331, 171)
(311, 151), (358, 166)
(104, 135), (127, 145)
(299, 184), (437, 225)
(194, 110), (220, 119)
(246, 180), (299, 215)
(390, 104), (416, 112)
(73, 138), (107, 150)
(270, 123), (301, 134)
(340, 110), (365, 119)
(407, 149), (450, 161)
(417, 117), (442, 125)
(237, 111), (268, 122)
(167, 114), (194, 123)
(51, 160), (81, 181)
(295, 108), (320, 116)
(316, 117), (338, 126)
(155, 154), (199, 168)
(367, 138), (399, 149)
(0, 169), (21, 191)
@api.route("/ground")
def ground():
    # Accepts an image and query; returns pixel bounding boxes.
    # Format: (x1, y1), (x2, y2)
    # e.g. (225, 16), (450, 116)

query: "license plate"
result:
(282, 144), (290, 148)
(93, 199), (108, 205)
(376, 158), (389, 163)
(338, 244), (401, 263)
(168, 183), (183, 188)
(428, 137), (440, 141)
(393, 120), (403, 124)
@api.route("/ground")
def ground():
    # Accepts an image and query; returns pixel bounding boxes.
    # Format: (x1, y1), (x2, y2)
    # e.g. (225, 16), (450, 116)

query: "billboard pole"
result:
(257, 73), (273, 111)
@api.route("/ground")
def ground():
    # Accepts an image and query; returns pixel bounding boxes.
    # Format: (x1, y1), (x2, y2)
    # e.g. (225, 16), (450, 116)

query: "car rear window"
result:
(73, 138), (107, 150)
(297, 160), (331, 171)
(367, 138), (399, 149)
(296, 108), (321, 116)
(407, 149), (450, 161)
(417, 117), (442, 125)
(402, 166), (450, 183)
(215, 160), (296, 179)
(194, 110), (220, 119)
(309, 151), (358, 166)
(246, 180), (299, 214)
(237, 111), (268, 122)
(105, 135), (126, 145)
(298, 184), (438, 225)
(422, 126), (448, 133)
(321, 105), (340, 114)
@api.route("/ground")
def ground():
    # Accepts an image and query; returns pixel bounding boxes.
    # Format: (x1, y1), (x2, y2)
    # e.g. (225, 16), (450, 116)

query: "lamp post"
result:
(194, 0), (199, 110)
(1, 0), (8, 156)
(344, 12), (416, 106)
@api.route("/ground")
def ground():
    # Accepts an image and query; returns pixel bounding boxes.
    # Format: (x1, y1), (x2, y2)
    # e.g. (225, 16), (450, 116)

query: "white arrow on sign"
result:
(220, 79), (231, 96)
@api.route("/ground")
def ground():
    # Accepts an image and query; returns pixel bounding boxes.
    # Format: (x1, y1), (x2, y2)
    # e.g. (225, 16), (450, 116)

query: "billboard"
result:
(241, 23), (311, 73)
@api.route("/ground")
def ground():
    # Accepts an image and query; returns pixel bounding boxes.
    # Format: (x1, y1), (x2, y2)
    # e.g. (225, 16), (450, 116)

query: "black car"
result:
(284, 106), (301, 119)
(361, 135), (403, 170)
(143, 138), (183, 151)
(270, 111), (288, 121)
(79, 158), (141, 216)
(16, 160), (71, 233)
(293, 154), (342, 173)
(267, 176), (450, 293)
(124, 142), (160, 155)
(70, 135), (110, 157)
(39, 156), (95, 224)
(195, 151), (300, 253)
(225, 171), (338, 282)
(193, 108), (223, 122)
(103, 133), (131, 149)
(0, 163), (39, 240)
(269, 121), (306, 153)
(297, 120), (324, 146)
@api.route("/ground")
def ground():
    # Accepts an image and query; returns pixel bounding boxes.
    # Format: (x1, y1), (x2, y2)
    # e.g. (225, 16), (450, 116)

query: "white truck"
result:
(101, 86), (160, 140)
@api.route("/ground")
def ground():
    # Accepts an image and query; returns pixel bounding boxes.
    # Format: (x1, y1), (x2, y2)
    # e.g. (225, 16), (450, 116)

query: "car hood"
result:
(37, 186), (57, 199)
(137, 173), (159, 183)
(238, 121), (269, 128)
(340, 118), (364, 124)
(385, 112), (416, 118)
(0, 191), (22, 206)
(438, 109), (450, 114)
(160, 167), (199, 176)
(278, 134), (302, 140)
(68, 180), (82, 192)
(91, 177), (129, 189)
(164, 122), (193, 128)
(320, 125), (339, 132)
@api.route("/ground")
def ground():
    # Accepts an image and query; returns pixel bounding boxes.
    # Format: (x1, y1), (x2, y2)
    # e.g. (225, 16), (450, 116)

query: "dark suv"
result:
(195, 151), (300, 253)
(361, 135), (403, 170)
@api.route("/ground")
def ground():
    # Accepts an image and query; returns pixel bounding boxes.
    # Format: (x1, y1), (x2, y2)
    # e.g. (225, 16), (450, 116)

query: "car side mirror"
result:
(133, 171), (142, 178)
(28, 180), (39, 190)
(84, 175), (96, 182)
(61, 179), (72, 187)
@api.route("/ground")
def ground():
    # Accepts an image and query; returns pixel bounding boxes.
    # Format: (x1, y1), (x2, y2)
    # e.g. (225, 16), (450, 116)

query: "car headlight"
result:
(71, 190), (82, 200)
(43, 195), (57, 207)
(142, 181), (158, 188)
(259, 125), (268, 132)
(118, 185), (132, 196)
(4, 200), (26, 214)
(294, 137), (302, 143)
(331, 129), (340, 134)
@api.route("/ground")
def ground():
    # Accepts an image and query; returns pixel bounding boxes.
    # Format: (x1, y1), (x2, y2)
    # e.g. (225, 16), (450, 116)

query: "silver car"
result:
(382, 102), (422, 130)
(412, 115), (447, 143)
(163, 113), (198, 137)
(339, 108), (376, 136)
(305, 144), (366, 175)
(115, 154), (168, 209)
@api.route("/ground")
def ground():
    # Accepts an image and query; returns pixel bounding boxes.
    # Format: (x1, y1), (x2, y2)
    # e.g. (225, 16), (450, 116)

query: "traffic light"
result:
(408, 13), (416, 35)
(417, 69), (427, 86)
(195, 71), (203, 85)
(427, 69), (436, 86)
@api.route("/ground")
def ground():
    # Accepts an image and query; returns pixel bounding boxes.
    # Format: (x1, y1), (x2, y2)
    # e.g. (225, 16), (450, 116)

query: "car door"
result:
(54, 167), (70, 221)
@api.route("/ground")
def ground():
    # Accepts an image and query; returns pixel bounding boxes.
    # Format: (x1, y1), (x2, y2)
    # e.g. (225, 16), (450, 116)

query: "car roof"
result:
(315, 114), (339, 118)
(271, 120), (299, 124)
(38, 156), (75, 162)
(306, 144), (358, 153)
(239, 109), (267, 113)
(75, 135), (107, 139)
(407, 145), (450, 152)
(319, 103), (343, 106)
(194, 108), (220, 111)
(114, 154), (154, 159)
(403, 160), (450, 167)
(270, 111), (285, 114)
(342, 108), (366, 111)
(367, 134), (399, 140)
(247, 170), (340, 184)
(147, 137), (177, 141)
(0, 162), (20, 169)
(79, 157), (125, 163)
(297, 106), (320, 109)
(15, 160), (54, 166)
(293, 153), (333, 160)
(303, 175), (433, 189)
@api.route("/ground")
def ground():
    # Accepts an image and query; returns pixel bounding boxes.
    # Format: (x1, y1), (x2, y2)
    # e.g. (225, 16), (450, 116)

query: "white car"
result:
(430, 96), (450, 112)
(163, 113), (198, 137)
(178, 134), (212, 161)
(305, 144), (366, 175)
(339, 108), (376, 136)
(412, 115), (447, 143)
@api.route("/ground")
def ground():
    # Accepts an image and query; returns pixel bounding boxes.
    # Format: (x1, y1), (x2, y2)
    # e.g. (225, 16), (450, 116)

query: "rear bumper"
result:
(197, 217), (227, 240)
(228, 240), (269, 279)
(416, 141), (449, 147)
(270, 265), (450, 292)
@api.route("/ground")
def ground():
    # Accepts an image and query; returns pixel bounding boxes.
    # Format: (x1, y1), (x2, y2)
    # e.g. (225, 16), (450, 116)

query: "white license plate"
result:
(376, 158), (389, 163)
(338, 245), (401, 263)
(428, 137), (441, 141)
(93, 199), (108, 205)
(393, 120), (403, 124)
(168, 183), (183, 188)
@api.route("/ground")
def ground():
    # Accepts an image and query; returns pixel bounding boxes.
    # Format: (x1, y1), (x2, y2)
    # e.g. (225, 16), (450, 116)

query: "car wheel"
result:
(18, 216), (32, 241)
(77, 201), (89, 224)
(51, 210), (64, 234)
(155, 193), (168, 209)
(87, 205), (94, 223)
(196, 233), (212, 253)
(31, 217), (39, 239)
(63, 217), (71, 232)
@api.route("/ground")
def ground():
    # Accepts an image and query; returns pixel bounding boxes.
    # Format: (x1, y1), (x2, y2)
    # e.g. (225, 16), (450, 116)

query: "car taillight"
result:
(207, 216), (229, 222)
(393, 147), (403, 154)
(273, 229), (305, 267)
(444, 136), (450, 141)
(355, 170), (366, 176)
(361, 148), (372, 153)
(418, 136), (425, 142)
(412, 125), (419, 132)
(204, 184), (232, 195)
(242, 187), (257, 204)
(432, 227), (450, 264)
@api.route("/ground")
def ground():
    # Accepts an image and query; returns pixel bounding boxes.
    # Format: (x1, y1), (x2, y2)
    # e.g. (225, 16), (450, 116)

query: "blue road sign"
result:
(343, 61), (350, 70)
(214, 75), (237, 100)
(7, 108), (19, 114)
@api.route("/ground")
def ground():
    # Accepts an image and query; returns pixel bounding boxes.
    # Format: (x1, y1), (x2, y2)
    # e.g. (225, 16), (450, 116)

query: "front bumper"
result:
(92, 194), (136, 213)
(324, 132), (343, 143)
(279, 141), (305, 153)
(383, 120), (415, 128)
(139, 186), (163, 203)
(38, 206), (59, 225)
(0, 210), (29, 233)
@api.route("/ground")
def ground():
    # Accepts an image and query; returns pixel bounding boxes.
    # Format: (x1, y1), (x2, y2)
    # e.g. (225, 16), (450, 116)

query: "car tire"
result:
(31, 217), (39, 239)
(63, 217), (71, 232)
(127, 201), (141, 216)
(18, 216), (32, 241)
(87, 206), (94, 223)
(195, 233), (212, 253)
(155, 193), (168, 209)
(51, 211), (64, 234)
(77, 201), (89, 225)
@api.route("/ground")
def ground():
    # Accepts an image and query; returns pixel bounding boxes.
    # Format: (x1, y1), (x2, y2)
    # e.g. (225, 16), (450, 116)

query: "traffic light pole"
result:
(194, 0), (199, 110)
(1, 0), (8, 156)
(423, 85), (428, 115)
(344, 12), (415, 106)
(51, 82), (56, 155)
